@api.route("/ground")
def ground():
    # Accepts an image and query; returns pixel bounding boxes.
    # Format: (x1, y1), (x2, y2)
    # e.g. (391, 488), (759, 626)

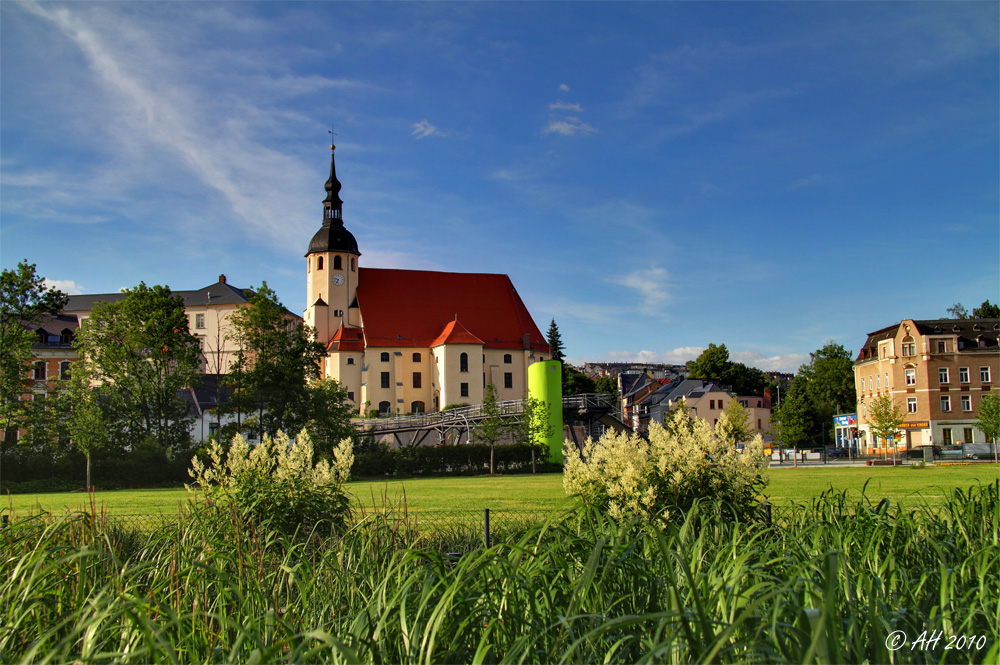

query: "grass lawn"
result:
(5, 464), (997, 517)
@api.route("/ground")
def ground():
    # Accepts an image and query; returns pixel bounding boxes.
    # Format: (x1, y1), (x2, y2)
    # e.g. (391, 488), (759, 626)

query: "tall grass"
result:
(3, 482), (997, 663)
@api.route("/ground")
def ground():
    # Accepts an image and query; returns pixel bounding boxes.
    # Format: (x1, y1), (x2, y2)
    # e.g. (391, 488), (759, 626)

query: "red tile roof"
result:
(430, 318), (484, 347)
(355, 268), (549, 352)
(329, 324), (365, 352)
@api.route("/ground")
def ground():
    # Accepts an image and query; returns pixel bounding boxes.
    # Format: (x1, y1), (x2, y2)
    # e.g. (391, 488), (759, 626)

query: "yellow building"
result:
(304, 145), (551, 415)
(854, 318), (1000, 450)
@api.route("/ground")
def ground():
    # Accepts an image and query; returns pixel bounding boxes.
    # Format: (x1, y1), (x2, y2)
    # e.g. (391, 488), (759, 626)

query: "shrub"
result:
(564, 407), (768, 522)
(188, 429), (353, 535)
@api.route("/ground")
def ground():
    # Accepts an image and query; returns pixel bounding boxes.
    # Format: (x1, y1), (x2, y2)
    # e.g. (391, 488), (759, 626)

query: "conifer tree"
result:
(546, 319), (565, 363)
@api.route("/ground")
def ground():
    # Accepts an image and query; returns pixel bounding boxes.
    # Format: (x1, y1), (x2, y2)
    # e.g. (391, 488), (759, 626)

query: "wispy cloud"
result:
(558, 83), (571, 92)
(548, 101), (582, 111)
(542, 117), (597, 137)
(43, 279), (86, 296)
(730, 349), (809, 373)
(411, 119), (448, 139)
(577, 347), (705, 366)
(16, 3), (365, 256)
(611, 266), (671, 317)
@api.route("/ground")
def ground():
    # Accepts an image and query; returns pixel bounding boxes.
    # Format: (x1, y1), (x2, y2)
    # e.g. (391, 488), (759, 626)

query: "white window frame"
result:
(959, 367), (970, 383)
(195, 313), (205, 329)
(940, 395), (951, 412)
(961, 395), (972, 412)
(907, 397), (917, 413)
(938, 367), (949, 384)
(904, 369), (916, 386)
(981, 367), (992, 383)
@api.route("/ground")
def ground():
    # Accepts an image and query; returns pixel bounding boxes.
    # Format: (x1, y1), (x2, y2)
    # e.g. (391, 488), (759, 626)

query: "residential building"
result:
(637, 378), (772, 439)
(305, 144), (550, 415)
(854, 318), (1000, 450)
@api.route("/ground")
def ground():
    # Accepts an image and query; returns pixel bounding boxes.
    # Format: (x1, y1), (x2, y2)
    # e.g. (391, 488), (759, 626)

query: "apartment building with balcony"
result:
(854, 318), (999, 450)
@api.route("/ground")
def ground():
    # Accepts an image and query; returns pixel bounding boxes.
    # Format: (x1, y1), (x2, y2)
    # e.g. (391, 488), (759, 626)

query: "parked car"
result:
(824, 447), (850, 459)
(937, 444), (964, 459)
(905, 446), (935, 460)
(964, 443), (993, 460)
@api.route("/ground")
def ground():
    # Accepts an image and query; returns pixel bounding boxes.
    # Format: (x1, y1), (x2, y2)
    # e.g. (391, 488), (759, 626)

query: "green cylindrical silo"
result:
(528, 360), (563, 463)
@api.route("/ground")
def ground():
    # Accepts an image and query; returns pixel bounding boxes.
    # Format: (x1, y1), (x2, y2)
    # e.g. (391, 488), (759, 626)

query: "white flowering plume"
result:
(564, 407), (768, 522)
(189, 429), (354, 491)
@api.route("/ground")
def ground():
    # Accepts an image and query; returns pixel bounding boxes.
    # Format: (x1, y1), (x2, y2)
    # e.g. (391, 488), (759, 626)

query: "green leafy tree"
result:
(510, 395), (552, 465)
(226, 283), (326, 438)
(687, 343), (768, 396)
(973, 300), (1000, 318)
(769, 380), (814, 451)
(306, 378), (356, 461)
(594, 376), (617, 397)
(718, 399), (755, 446)
(0, 261), (68, 436)
(867, 394), (904, 457)
(796, 341), (856, 444)
(546, 319), (565, 363)
(974, 392), (1000, 463)
(74, 283), (200, 453)
(563, 365), (596, 395)
(473, 384), (507, 474)
(65, 367), (112, 490)
(947, 303), (970, 319)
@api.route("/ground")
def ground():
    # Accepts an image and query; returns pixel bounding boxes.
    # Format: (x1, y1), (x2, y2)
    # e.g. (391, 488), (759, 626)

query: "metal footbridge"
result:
(354, 393), (630, 447)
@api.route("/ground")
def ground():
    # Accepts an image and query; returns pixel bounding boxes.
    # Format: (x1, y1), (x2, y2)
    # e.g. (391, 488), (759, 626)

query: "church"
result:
(304, 145), (551, 416)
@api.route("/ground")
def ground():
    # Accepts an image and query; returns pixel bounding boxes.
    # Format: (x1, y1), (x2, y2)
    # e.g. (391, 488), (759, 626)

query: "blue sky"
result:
(2, 2), (997, 372)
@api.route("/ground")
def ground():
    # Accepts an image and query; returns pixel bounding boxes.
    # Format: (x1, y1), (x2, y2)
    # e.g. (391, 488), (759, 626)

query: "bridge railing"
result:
(355, 393), (620, 434)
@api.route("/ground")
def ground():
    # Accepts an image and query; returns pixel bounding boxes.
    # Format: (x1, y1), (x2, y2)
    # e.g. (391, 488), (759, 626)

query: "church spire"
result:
(323, 142), (344, 226)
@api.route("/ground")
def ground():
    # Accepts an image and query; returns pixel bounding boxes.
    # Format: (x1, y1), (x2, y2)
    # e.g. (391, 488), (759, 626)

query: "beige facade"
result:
(855, 318), (999, 450)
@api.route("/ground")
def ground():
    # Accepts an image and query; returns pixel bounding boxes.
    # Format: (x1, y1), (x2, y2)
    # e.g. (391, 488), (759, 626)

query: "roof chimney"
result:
(219, 274), (227, 284)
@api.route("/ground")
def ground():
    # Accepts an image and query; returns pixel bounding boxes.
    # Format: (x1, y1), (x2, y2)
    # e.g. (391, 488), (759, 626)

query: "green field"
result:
(5, 464), (996, 517)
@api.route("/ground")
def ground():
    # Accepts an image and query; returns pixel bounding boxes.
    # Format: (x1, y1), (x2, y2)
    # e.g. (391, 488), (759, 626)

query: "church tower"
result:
(305, 143), (361, 347)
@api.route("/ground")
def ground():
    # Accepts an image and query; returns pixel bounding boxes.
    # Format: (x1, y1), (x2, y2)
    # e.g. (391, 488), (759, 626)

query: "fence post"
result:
(765, 504), (772, 527)
(483, 508), (491, 548)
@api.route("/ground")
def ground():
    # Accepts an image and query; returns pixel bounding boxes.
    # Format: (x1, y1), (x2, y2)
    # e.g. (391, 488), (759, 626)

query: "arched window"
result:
(412, 352), (421, 362)
(351, 257), (356, 271)
(333, 256), (342, 270)
(347, 357), (355, 365)
(318, 256), (324, 270)
(411, 401), (425, 414)
(378, 401), (391, 415)
(59, 361), (71, 380)
(33, 361), (46, 380)
(381, 352), (390, 362)
(503, 353), (512, 364)
(60, 329), (73, 345)
(460, 352), (469, 372)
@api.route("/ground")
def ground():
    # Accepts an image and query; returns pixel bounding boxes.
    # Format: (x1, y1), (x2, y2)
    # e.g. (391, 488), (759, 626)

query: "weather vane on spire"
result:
(328, 128), (337, 150)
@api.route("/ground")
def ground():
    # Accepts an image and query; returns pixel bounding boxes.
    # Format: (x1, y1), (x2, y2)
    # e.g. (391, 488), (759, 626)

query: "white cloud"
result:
(576, 347), (705, 366)
(558, 83), (571, 92)
(730, 350), (809, 373)
(411, 119), (448, 139)
(43, 279), (85, 295)
(611, 266), (671, 317)
(542, 117), (597, 137)
(17, 3), (358, 256)
(548, 101), (582, 111)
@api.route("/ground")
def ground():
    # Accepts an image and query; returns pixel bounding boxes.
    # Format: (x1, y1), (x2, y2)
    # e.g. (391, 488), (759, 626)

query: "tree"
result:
(305, 378), (356, 461)
(974, 392), (1000, 464)
(594, 376), (617, 397)
(473, 384), (507, 474)
(563, 365), (596, 395)
(226, 283), (326, 438)
(718, 399), (754, 446)
(769, 379), (814, 453)
(74, 283), (201, 453)
(973, 300), (1000, 318)
(687, 343), (768, 396)
(65, 367), (112, 490)
(947, 303), (970, 319)
(796, 341), (856, 445)
(546, 319), (565, 364)
(0, 261), (68, 436)
(867, 394), (904, 459)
